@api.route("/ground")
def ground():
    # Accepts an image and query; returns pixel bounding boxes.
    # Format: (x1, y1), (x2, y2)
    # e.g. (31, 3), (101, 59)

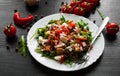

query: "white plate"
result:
(27, 13), (105, 71)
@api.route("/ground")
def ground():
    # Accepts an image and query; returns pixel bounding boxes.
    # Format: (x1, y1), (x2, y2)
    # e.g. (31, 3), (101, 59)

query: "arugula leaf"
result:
(59, 15), (66, 22)
(18, 35), (28, 57)
(48, 20), (56, 24)
(77, 19), (88, 28)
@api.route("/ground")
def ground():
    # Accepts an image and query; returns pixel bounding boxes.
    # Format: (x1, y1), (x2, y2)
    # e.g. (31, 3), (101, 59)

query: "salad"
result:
(35, 16), (92, 65)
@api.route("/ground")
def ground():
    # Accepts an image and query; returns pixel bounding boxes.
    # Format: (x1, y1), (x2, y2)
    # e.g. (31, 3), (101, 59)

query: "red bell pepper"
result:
(13, 10), (33, 26)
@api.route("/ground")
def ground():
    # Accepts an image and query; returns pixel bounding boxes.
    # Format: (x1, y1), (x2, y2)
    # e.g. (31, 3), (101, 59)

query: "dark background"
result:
(0, 0), (120, 76)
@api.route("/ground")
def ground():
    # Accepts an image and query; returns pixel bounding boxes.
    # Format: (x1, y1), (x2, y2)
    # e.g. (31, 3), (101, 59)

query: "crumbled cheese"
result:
(66, 46), (73, 52)
(60, 35), (67, 43)
(80, 46), (83, 51)
(46, 31), (50, 35)
(54, 55), (62, 61)
(54, 42), (65, 48)
(62, 23), (68, 27)
(47, 24), (52, 27)
(82, 42), (86, 47)
(60, 32), (66, 36)
(39, 36), (48, 45)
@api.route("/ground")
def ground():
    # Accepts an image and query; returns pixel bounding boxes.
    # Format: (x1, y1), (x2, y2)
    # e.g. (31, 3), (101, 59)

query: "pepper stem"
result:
(7, 24), (12, 32)
(14, 9), (18, 13)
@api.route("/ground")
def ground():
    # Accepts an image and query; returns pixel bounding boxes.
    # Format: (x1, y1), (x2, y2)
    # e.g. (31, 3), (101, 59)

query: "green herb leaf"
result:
(18, 35), (28, 57)
(77, 20), (88, 28)
(59, 15), (66, 22)
(97, 9), (106, 20)
(48, 20), (56, 24)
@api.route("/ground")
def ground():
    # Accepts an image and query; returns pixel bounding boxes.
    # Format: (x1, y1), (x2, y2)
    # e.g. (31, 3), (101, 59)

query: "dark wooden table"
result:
(0, 0), (120, 76)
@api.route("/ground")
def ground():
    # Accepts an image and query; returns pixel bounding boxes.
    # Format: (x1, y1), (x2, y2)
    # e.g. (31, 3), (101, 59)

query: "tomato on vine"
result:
(97, 9), (119, 35)
(87, 0), (99, 7)
(73, 7), (85, 16)
(61, 4), (73, 13)
(80, 1), (92, 12)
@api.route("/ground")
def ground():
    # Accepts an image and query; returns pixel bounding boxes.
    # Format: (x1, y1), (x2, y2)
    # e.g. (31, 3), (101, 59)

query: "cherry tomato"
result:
(73, 7), (85, 16)
(61, 5), (73, 13)
(70, 1), (77, 7)
(80, 1), (92, 12)
(87, 0), (99, 6)
(4, 24), (17, 38)
(61, 5), (68, 13)
(68, 5), (73, 13)
(106, 22), (119, 35)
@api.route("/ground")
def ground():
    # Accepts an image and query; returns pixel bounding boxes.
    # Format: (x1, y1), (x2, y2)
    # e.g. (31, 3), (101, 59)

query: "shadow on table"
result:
(31, 54), (103, 76)
(104, 33), (117, 42)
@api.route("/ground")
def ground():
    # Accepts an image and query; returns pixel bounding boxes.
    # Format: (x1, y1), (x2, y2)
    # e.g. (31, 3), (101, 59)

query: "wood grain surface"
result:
(0, 0), (120, 76)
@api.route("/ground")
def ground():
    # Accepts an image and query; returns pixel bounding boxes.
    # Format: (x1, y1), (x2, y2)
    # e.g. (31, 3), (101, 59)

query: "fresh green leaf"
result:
(18, 35), (28, 57)
(97, 9), (106, 20)
(37, 28), (45, 37)
(48, 20), (56, 24)
(77, 20), (88, 28)
(59, 15), (66, 22)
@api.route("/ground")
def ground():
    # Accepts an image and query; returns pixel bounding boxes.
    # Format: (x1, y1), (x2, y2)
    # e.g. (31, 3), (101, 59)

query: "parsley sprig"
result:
(18, 35), (28, 56)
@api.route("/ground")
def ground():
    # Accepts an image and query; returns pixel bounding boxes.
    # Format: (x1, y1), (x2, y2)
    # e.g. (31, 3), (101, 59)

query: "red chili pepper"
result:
(13, 10), (33, 26)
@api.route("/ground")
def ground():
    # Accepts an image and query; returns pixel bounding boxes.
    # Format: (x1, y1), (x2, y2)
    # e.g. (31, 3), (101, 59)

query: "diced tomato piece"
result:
(60, 25), (65, 29)
(49, 39), (54, 45)
(56, 29), (63, 35)
(67, 35), (71, 41)
(68, 20), (76, 28)
(59, 55), (65, 64)
(55, 35), (60, 41)
(61, 25), (70, 34)
(76, 38), (86, 47)
(77, 37), (87, 41)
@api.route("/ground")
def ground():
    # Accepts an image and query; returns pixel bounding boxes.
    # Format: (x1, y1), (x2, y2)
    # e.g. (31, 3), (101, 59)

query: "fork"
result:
(75, 17), (109, 64)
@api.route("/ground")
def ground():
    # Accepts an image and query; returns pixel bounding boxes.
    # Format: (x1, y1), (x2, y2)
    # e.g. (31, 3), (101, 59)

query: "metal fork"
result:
(75, 17), (109, 64)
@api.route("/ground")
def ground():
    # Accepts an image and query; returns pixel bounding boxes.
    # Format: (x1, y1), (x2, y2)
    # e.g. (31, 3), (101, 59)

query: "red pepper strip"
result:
(13, 10), (33, 26)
